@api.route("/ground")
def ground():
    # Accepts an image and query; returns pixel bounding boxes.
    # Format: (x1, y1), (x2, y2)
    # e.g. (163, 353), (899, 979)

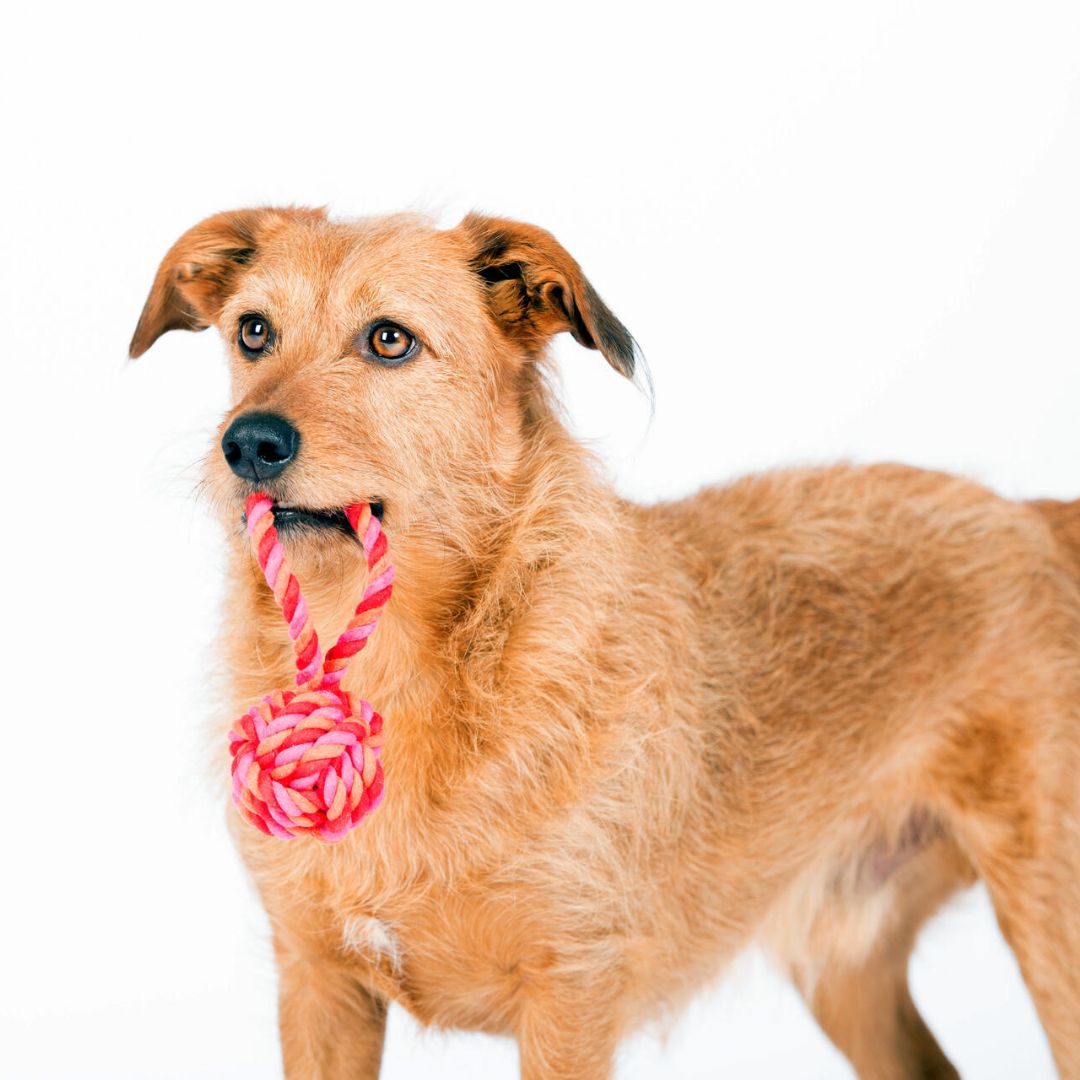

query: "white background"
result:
(3, 2), (1078, 1077)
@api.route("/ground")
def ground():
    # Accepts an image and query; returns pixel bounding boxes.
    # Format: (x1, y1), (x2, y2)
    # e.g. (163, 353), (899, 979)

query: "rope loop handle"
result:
(229, 494), (395, 842)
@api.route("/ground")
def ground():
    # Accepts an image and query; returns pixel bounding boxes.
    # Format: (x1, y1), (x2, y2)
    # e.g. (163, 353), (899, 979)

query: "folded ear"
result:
(128, 206), (325, 358)
(460, 213), (638, 378)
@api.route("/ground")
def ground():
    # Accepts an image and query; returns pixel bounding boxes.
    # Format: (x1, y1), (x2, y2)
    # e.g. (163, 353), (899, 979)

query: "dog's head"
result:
(131, 207), (636, 571)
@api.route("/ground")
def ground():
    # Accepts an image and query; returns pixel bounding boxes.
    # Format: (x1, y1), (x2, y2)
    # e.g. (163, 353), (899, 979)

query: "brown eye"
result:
(368, 322), (416, 365)
(238, 314), (272, 357)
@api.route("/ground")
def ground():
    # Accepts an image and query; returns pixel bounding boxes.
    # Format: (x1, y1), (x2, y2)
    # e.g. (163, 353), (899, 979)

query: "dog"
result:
(131, 206), (1080, 1079)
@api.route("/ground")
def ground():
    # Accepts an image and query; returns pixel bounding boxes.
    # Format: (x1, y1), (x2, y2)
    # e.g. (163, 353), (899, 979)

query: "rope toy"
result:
(228, 493), (394, 842)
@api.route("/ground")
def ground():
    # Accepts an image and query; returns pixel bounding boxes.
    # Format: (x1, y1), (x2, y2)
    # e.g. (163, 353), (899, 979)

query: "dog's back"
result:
(636, 462), (1080, 1076)
(1032, 496), (1080, 580)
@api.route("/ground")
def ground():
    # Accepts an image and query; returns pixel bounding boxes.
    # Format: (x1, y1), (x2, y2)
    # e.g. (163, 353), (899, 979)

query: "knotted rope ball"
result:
(229, 493), (394, 842)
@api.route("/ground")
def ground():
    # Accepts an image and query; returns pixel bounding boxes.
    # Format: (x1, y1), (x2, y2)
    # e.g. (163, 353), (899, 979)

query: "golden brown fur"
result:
(132, 207), (1080, 1078)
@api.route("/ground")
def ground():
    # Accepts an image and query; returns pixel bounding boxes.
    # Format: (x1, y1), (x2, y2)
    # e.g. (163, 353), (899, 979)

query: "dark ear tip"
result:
(618, 345), (638, 380)
(580, 279), (638, 380)
(128, 310), (166, 358)
(618, 344), (643, 383)
(128, 320), (209, 359)
(128, 323), (151, 359)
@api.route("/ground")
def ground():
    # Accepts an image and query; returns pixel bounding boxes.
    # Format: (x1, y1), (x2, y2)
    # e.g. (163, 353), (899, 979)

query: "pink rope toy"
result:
(228, 493), (394, 842)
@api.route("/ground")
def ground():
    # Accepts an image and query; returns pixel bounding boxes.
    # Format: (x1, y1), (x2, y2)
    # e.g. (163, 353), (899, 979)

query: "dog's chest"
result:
(341, 913), (404, 974)
(330, 872), (535, 1033)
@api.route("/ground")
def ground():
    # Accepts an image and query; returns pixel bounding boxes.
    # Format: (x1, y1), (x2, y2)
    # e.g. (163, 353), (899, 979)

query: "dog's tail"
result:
(1031, 498), (1080, 578)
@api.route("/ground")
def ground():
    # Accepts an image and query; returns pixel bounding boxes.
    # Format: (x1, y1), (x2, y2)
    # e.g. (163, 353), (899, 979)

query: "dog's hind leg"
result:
(782, 829), (974, 1080)
(946, 708), (1080, 1078)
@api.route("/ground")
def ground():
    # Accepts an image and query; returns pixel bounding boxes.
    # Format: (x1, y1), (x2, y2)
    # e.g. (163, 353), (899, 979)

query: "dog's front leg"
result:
(515, 976), (618, 1080)
(276, 947), (387, 1080)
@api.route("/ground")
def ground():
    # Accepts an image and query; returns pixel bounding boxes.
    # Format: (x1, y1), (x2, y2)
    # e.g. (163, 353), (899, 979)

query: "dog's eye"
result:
(367, 322), (416, 365)
(238, 314), (272, 357)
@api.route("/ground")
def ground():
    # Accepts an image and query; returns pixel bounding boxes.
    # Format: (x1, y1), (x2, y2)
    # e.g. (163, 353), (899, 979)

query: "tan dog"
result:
(132, 207), (1080, 1079)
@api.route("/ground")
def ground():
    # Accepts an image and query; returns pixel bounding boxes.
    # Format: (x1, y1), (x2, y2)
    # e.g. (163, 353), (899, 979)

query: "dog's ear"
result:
(128, 206), (324, 358)
(460, 213), (637, 378)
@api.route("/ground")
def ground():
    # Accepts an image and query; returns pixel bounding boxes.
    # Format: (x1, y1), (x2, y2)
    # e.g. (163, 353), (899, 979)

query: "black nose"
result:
(221, 412), (300, 481)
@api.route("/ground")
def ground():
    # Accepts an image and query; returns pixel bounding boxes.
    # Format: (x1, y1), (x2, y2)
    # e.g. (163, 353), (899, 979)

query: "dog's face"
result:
(131, 207), (635, 566)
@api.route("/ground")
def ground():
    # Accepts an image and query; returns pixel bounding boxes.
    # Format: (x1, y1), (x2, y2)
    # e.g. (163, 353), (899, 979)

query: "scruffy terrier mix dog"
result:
(132, 207), (1080, 1079)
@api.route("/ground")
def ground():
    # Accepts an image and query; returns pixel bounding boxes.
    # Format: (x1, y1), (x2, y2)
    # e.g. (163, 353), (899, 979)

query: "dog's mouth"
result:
(251, 500), (384, 536)
(273, 505), (352, 535)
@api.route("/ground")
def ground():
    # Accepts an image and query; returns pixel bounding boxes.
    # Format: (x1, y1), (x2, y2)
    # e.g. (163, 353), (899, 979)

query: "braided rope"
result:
(228, 494), (395, 842)
(244, 494), (325, 686)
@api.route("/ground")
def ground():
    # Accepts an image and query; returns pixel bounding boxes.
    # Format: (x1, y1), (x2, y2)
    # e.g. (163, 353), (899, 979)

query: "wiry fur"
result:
(132, 207), (1080, 1079)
